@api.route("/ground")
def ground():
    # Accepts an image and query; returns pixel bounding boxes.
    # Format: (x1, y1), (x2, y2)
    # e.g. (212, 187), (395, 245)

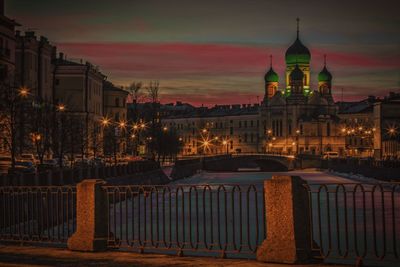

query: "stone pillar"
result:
(256, 175), (312, 263)
(67, 179), (108, 252)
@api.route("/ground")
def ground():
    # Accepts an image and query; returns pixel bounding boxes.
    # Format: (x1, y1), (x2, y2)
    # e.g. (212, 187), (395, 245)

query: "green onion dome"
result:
(264, 67), (279, 83)
(285, 38), (311, 65)
(318, 66), (332, 82)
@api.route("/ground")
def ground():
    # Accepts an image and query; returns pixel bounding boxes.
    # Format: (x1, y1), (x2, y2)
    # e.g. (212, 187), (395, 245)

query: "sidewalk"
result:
(0, 245), (344, 267)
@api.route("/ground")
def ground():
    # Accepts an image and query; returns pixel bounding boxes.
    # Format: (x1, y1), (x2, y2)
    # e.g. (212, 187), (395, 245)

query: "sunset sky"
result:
(7, 0), (400, 106)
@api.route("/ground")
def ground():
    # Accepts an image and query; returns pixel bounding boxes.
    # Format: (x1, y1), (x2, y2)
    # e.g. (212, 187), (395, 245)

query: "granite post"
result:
(67, 179), (108, 251)
(256, 175), (312, 263)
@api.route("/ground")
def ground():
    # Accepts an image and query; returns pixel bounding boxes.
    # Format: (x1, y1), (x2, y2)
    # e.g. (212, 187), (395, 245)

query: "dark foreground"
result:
(0, 245), (346, 267)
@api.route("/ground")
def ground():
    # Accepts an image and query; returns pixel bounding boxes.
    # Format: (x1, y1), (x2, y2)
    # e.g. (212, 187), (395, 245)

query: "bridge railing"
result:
(304, 183), (400, 265)
(0, 186), (76, 244)
(102, 184), (265, 258)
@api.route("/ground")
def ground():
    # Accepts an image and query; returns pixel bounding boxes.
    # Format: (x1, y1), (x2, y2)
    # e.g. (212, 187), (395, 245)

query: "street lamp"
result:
(295, 129), (300, 156)
(18, 86), (29, 97)
(266, 129), (273, 153)
(101, 117), (110, 127)
(222, 140), (228, 154)
(57, 104), (66, 112)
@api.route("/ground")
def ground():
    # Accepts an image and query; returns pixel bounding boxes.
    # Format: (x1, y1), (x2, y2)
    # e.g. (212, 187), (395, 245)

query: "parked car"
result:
(323, 152), (339, 159)
(9, 160), (36, 174)
(18, 154), (37, 163)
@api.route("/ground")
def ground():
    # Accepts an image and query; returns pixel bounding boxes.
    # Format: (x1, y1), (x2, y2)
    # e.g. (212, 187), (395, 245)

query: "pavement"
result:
(0, 245), (347, 267)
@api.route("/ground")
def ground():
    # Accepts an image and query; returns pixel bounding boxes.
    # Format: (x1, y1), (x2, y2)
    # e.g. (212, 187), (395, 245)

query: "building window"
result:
(327, 123), (331, 136)
(115, 98), (120, 107)
(239, 121), (242, 128)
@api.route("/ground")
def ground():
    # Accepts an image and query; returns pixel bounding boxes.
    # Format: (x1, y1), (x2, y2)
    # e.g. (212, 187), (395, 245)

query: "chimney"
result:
(1, 0), (5, 16)
(59, 52), (64, 60)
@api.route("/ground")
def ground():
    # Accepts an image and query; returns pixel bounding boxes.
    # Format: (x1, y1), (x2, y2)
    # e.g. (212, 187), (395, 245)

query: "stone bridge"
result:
(203, 153), (297, 172)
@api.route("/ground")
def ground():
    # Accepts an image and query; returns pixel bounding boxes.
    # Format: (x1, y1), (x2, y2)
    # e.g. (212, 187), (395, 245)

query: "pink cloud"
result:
(54, 42), (399, 105)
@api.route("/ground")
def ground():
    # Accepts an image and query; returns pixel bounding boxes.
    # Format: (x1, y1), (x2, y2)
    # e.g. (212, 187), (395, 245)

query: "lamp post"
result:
(100, 117), (128, 165)
(222, 140), (228, 155)
(266, 129), (272, 154)
(295, 129), (300, 156)
(56, 103), (66, 168)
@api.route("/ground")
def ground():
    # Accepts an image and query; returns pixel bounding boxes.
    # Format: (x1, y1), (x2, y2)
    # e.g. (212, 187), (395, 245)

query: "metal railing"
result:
(304, 183), (400, 265)
(102, 184), (265, 258)
(0, 186), (76, 244)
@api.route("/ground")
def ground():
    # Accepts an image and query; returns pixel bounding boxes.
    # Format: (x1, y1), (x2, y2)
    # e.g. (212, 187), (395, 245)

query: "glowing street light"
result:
(19, 87), (29, 97)
(119, 121), (127, 129)
(267, 129), (272, 135)
(140, 123), (146, 129)
(222, 140), (227, 145)
(101, 117), (110, 126)
(202, 128), (207, 134)
(214, 136), (219, 141)
(131, 134), (136, 139)
(57, 104), (66, 112)
(163, 126), (168, 131)
(388, 127), (396, 135)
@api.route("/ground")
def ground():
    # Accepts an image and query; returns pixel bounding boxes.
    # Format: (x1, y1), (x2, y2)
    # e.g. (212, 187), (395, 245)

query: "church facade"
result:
(162, 20), (346, 156)
(261, 20), (345, 156)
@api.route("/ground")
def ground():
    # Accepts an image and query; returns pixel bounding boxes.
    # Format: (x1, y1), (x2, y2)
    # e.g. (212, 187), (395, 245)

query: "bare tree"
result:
(146, 81), (160, 160)
(126, 81), (143, 155)
(0, 79), (29, 169)
(29, 102), (54, 165)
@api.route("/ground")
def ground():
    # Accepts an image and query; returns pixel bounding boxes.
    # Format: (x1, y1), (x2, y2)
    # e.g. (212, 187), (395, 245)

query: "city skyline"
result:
(6, 0), (400, 106)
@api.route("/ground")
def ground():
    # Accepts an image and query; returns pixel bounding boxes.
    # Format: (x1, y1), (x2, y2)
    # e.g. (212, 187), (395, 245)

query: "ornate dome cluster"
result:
(263, 18), (333, 104)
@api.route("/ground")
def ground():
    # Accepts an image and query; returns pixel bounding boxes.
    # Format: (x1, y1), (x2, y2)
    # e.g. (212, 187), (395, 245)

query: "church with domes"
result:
(261, 18), (345, 156)
(162, 19), (346, 157)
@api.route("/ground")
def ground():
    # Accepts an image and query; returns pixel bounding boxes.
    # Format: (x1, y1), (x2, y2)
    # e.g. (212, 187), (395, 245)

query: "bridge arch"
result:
(203, 155), (295, 172)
